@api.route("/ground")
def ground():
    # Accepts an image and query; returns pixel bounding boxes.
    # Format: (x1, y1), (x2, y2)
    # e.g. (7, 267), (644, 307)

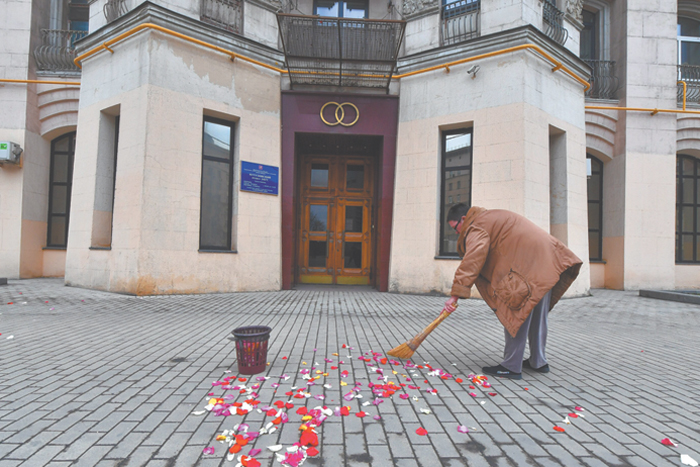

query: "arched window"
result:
(47, 132), (76, 248)
(676, 155), (700, 263)
(587, 155), (603, 261)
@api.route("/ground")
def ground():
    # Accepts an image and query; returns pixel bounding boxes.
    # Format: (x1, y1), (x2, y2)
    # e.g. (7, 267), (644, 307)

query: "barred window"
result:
(587, 155), (603, 261)
(47, 132), (76, 248)
(676, 155), (700, 263)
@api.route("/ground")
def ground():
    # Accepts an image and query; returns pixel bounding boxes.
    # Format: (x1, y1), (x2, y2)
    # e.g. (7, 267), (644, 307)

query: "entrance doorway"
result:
(295, 135), (379, 285)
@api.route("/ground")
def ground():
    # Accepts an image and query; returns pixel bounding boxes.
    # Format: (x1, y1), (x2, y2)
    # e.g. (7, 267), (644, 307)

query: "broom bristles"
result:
(387, 310), (452, 359)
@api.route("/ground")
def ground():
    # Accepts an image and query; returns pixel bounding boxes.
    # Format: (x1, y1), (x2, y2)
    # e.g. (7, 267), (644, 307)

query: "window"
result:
(587, 155), (603, 261)
(47, 132), (76, 248)
(580, 9), (598, 60)
(678, 17), (700, 68)
(200, 117), (235, 251)
(676, 155), (700, 263)
(314, 0), (368, 18)
(439, 128), (473, 256)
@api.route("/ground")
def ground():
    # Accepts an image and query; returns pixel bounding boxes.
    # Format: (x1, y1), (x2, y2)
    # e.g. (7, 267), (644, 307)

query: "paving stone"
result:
(2, 280), (699, 467)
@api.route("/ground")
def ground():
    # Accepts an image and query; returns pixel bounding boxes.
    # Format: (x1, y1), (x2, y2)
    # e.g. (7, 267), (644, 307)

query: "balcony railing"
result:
(104, 0), (129, 23)
(678, 64), (700, 106)
(584, 60), (618, 100)
(201, 0), (243, 33)
(277, 14), (406, 89)
(34, 29), (88, 72)
(543, 0), (568, 46)
(440, 0), (480, 46)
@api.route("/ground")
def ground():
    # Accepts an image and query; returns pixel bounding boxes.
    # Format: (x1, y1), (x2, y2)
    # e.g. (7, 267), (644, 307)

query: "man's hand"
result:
(442, 295), (459, 313)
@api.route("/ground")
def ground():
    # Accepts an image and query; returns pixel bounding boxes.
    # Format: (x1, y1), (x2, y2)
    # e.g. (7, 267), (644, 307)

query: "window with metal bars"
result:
(587, 155), (603, 261)
(676, 155), (700, 263)
(46, 132), (76, 248)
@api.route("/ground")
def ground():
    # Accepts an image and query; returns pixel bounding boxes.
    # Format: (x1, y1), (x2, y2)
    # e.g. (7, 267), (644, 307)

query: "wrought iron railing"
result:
(277, 14), (406, 89)
(34, 29), (88, 72)
(201, 0), (243, 33)
(440, 0), (480, 46)
(678, 64), (700, 105)
(584, 60), (618, 100)
(542, 0), (568, 46)
(104, 0), (129, 22)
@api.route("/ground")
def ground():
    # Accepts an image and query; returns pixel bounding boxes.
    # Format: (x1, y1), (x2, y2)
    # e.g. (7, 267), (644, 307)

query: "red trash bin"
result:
(232, 326), (271, 375)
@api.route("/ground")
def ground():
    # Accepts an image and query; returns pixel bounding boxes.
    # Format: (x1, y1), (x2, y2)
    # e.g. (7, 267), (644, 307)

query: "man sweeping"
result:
(443, 204), (583, 380)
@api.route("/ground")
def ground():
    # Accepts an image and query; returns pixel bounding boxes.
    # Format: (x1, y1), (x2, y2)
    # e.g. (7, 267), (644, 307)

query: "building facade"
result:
(0, 0), (697, 295)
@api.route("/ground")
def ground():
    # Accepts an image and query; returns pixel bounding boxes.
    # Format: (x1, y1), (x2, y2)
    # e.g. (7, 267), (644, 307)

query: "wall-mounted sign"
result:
(241, 161), (279, 195)
(320, 101), (359, 127)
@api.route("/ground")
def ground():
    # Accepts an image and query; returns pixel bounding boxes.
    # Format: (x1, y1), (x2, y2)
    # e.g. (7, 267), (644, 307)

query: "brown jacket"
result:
(451, 207), (582, 337)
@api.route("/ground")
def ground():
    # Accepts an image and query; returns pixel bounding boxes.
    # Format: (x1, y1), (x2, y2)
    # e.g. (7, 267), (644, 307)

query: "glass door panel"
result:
(336, 198), (371, 285)
(299, 198), (335, 284)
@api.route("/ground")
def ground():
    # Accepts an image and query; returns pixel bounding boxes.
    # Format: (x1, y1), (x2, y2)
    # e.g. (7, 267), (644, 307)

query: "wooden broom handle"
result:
(407, 310), (452, 351)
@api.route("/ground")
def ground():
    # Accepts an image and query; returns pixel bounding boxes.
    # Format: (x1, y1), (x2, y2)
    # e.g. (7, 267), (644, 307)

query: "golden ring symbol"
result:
(320, 102), (359, 127)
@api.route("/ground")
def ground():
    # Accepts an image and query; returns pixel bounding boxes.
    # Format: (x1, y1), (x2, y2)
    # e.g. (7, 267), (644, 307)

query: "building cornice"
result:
(75, 1), (286, 70)
(401, 0), (440, 21)
(397, 24), (591, 82)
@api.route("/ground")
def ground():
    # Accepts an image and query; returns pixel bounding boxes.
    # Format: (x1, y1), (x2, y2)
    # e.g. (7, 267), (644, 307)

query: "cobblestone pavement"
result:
(1, 278), (699, 467)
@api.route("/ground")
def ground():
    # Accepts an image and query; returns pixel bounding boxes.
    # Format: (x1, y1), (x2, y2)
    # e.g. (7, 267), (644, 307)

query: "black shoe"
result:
(482, 364), (522, 380)
(522, 359), (550, 373)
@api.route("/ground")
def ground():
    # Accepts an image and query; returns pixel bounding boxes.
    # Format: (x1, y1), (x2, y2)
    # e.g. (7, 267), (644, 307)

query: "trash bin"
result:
(231, 325), (271, 375)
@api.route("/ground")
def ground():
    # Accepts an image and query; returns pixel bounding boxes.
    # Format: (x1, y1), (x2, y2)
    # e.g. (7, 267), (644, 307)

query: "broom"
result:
(387, 304), (456, 359)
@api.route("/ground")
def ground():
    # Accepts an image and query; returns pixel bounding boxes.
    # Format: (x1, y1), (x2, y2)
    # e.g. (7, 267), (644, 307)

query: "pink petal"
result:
(457, 425), (469, 433)
(203, 447), (215, 455)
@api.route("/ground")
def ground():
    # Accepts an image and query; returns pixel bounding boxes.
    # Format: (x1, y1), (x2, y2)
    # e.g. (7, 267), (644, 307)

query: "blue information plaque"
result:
(240, 161), (279, 195)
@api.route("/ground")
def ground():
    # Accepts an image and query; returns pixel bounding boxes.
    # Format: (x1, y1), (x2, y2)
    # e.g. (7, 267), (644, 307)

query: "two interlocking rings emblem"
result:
(320, 102), (359, 127)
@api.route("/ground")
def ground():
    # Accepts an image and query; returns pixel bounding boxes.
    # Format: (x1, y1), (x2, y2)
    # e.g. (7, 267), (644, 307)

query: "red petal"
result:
(247, 460), (261, 467)
(266, 409), (277, 416)
(488, 393), (497, 397)
(568, 413), (578, 418)
(331, 366), (338, 369)
(340, 406), (350, 416)
(356, 411), (366, 418)
(553, 426), (565, 432)
(236, 408), (248, 416)
(238, 378), (247, 382)
(306, 447), (319, 457)
(416, 427), (428, 436)
(285, 391), (293, 396)
(455, 378), (463, 383)
(274, 401), (285, 408)
(296, 407), (308, 415)
(286, 403), (294, 409)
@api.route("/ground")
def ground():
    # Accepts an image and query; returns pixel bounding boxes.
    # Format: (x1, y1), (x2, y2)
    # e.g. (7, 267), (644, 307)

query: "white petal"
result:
(682, 455), (699, 467)
(362, 401), (371, 406)
(562, 417), (571, 425)
(420, 408), (431, 415)
(192, 411), (206, 416)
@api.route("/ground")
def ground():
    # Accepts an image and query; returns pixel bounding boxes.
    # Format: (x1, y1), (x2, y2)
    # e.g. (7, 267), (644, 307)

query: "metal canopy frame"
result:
(277, 13), (406, 90)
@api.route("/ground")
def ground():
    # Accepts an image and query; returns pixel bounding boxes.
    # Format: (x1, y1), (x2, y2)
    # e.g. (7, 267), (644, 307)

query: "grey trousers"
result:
(501, 289), (552, 373)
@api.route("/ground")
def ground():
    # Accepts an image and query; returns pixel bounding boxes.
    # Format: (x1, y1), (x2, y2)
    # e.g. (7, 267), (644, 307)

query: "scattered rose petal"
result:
(203, 447), (215, 455)
(373, 415), (381, 420)
(488, 393), (497, 397)
(419, 408), (431, 415)
(457, 425), (469, 433)
(192, 411), (206, 416)
(574, 406), (584, 411)
(682, 455), (699, 467)
(562, 417), (571, 425)
(553, 426), (565, 432)
(307, 447), (319, 457)
(568, 413), (578, 418)
(356, 411), (367, 418)
(399, 394), (410, 400)
(661, 438), (678, 447)
(268, 445), (283, 452)
(416, 427), (428, 436)
(469, 392), (477, 397)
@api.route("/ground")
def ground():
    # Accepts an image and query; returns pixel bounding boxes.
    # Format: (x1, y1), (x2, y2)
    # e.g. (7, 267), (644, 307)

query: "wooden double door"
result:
(297, 154), (375, 285)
